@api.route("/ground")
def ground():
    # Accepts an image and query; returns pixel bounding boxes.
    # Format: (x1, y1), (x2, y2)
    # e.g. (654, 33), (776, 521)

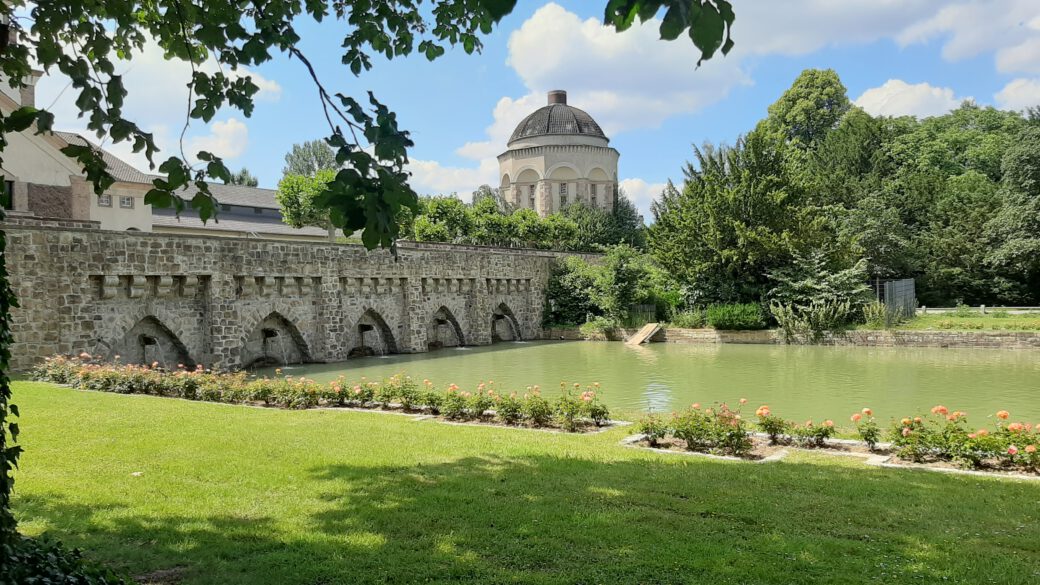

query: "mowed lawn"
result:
(11, 382), (1040, 585)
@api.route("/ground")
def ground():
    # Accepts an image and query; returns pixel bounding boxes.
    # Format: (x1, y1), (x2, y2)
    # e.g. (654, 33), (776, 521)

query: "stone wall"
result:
(5, 222), (567, 371)
(544, 326), (1040, 349)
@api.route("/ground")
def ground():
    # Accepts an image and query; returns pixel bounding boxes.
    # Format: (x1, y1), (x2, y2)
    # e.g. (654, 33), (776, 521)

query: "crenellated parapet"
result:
(4, 222), (578, 371)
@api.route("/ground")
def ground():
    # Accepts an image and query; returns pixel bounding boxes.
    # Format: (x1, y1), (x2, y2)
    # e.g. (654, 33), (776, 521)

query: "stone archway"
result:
(491, 303), (521, 342)
(349, 309), (398, 358)
(109, 315), (194, 368)
(241, 311), (310, 368)
(427, 306), (465, 350)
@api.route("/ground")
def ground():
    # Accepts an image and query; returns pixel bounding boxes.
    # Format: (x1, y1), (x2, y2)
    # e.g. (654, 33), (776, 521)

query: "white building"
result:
(0, 72), (327, 241)
(498, 90), (619, 217)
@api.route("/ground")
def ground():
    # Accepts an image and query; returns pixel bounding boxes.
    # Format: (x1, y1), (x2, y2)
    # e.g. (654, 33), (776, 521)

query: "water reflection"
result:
(255, 341), (1040, 420)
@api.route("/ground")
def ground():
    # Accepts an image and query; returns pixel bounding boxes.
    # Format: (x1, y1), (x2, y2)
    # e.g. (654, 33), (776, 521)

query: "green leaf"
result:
(659, 4), (686, 41)
(690, 3), (724, 64)
(5, 107), (40, 132)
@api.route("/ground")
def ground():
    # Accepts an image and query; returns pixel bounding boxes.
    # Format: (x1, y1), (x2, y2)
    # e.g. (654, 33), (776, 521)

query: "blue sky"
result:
(37, 1), (1040, 218)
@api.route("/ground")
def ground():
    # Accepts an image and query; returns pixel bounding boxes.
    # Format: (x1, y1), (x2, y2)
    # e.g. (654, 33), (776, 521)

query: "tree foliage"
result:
(277, 169), (337, 229)
(763, 69), (851, 147)
(226, 167), (259, 187)
(648, 130), (832, 304)
(283, 140), (339, 177)
(650, 69), (1040, 310)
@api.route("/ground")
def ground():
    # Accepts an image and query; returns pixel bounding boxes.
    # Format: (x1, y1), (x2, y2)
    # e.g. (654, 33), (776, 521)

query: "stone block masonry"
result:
(5, 222), (566, 371)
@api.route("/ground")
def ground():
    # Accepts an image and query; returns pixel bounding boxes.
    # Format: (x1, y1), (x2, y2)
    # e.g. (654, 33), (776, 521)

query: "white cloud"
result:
(896, 0), (1040, 71)
(996, 38), (1040, 75)
(995, 78), (1040, 111)
(35, 41), (278, 172)
(619, 178), (668, 222)
(187, 118), (250, 160)
(506, 3), (750, 136)
(406, 157), (499, 199)
(854, 79), (966, 118)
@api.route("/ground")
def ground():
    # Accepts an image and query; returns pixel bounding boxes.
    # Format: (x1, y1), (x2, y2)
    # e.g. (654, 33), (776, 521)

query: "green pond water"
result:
(268, 341), (1040, 421)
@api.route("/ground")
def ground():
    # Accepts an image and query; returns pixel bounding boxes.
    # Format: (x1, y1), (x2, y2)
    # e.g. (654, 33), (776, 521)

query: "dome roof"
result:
(508, 90), (607, 145)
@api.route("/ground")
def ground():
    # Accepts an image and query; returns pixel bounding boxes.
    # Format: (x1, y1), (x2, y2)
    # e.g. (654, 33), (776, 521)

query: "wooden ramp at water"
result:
(625, 323), (661, 346)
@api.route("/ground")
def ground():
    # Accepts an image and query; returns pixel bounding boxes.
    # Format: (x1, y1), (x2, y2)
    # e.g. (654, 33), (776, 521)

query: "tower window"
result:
(98, 194), (112, 207)
(591, 184), (598, 207)
(559, 183), (568, 206)
(119, 195), (134, 209)
(528, 184), (535, 208)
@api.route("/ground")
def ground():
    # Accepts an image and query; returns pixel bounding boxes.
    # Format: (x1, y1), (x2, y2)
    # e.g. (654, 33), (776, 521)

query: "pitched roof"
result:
(151, 208), (329, 237)
(53, 131), (280, 209)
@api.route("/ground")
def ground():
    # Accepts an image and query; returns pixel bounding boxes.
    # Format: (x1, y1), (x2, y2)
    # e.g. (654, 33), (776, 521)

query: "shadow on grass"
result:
(17, 455), (1040, 585)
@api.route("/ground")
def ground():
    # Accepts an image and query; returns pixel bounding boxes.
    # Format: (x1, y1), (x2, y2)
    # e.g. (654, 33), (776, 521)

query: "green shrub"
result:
(441, 389), (469, 420)
(31, 356), (611, 433)
(3, 536), (128, 584)
(554, 390), (585, 432)
(669, 309), (706, 328)
(418, 389), (443, 413)
(670, 403), (752, 456)
(522, 391), (554, 427)
(862, 301), (907, 330)
(789, 419), (837, 447)
(706, 303), (767, 330)
(495, 393), (524, 425)
(990, 309), (1010, 319)
(952, 304), (978, 318)
(467, 390), (495, 420)
(770, 299), (853, 342)
(638, 414), (668, 446)
(754, 405), (789, 444)
(850, 409), (880, 450)
(579, 316), (618, 337)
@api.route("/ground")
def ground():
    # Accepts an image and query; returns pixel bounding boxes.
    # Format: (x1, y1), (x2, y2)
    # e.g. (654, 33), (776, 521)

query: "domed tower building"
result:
(498, 90), (619, 217)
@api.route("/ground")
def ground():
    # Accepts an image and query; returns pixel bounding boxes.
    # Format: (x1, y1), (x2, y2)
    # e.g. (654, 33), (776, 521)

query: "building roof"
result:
(151, 208), (329, 237)
(54, 131), (280, 209)
(508, 91), (607, 145)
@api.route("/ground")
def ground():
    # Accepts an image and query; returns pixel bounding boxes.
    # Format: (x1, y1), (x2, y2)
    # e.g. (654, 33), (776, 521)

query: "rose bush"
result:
(31, 355), (611, 432)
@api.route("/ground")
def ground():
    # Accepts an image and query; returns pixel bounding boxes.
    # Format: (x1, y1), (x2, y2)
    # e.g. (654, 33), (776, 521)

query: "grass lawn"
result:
(893, 313), (1040, 332)
(11, 381), (1040, 584)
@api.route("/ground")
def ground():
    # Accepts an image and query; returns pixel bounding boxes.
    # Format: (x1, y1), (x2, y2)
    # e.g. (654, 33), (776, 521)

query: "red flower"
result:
(1007, 445), (1019, 456)
(997, 410), (1010, 420)
(851, 413), (862, 423)
(862, 408), (873, 416)
(931, 405), (949, 416)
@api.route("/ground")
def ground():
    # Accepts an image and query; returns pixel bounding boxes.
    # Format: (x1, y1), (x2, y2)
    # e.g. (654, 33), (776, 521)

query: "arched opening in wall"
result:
(515, 169), (541, 210)
(549, 165), (579, 210)
(588, 168), (611, 209)
(349, 309), (398, 358)
(427, 306), (464, 350)
(491, 303), (521, 342)
(241, 312), (310, 368)
(110, 316), (194, 368)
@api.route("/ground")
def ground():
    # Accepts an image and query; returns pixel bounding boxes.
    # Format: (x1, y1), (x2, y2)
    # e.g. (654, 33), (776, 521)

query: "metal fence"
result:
(881, 278), (916, 319)
(625, 304), (657, 327)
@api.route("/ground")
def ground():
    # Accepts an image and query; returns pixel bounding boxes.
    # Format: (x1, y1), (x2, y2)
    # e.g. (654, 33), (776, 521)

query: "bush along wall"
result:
(31, 355), (612, 432)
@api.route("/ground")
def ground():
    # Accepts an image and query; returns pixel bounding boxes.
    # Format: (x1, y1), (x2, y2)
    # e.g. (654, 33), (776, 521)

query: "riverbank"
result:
(544, 326), (1040, 350)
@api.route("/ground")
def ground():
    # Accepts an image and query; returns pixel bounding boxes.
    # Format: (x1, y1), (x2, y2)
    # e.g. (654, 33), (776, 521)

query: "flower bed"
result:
(31, 355), (613, 433)
(633, 400), (1040, 476)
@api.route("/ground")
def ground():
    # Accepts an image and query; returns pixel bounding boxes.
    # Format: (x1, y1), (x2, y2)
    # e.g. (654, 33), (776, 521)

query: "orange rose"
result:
(1026, 445), (1037, 454)
(862, 408), (873, 416)
(997, 410), (1010, 420)
(851, 413), (862, 422)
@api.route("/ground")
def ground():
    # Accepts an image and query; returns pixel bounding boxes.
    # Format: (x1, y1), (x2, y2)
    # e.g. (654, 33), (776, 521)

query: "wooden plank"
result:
(626, 322), (661, 346)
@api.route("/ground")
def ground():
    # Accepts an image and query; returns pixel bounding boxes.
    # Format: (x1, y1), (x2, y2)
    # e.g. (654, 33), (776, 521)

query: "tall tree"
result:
(226, 167), (260, 187)
(283, 140), (339, 178)
(764, 68), (851, 148)
(276, 169), (337, 235)
(648, 131), (830, 304)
